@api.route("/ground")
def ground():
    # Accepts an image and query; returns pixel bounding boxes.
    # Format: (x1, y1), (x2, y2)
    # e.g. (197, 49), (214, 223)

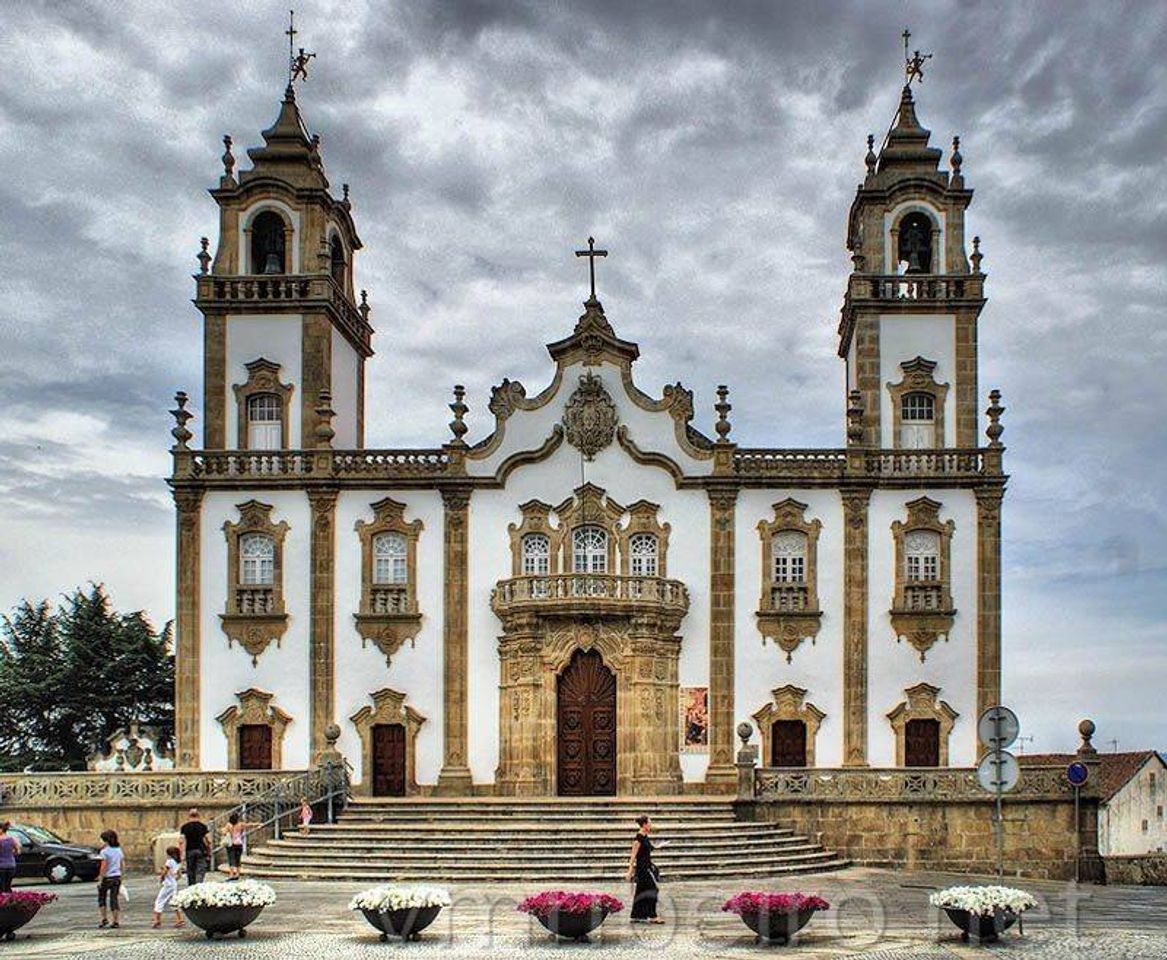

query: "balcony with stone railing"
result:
(846, 273), (986, 305)
(194, 273), (373, 355)
(491, 574), (690, 625)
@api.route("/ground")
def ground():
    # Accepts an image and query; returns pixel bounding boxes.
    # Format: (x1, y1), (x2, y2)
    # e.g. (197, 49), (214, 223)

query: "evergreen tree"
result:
(0, 585), (173, 772)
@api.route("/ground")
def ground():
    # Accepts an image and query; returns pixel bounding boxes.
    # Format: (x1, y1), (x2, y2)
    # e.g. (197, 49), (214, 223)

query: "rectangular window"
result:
(1143, 819), (1150, 833)
(774, 556), (806, 583)
(373, 556), (407, 584)
(631, 554), (657, 577)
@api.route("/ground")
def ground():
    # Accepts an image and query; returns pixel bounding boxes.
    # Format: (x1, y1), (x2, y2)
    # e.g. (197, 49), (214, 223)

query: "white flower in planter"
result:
(929, 885), (1037, 916)
(173, 879), (277, 910)
(349, 885), (452, 913)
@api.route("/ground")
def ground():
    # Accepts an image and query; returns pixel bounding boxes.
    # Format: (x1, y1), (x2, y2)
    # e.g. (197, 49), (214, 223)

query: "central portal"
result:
(557, 649), (617, 796)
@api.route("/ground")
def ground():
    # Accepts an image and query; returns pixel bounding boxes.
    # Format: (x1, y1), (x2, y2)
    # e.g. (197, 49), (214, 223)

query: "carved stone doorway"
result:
(372, 723), (407, 796)
(557, 649), (617, 796)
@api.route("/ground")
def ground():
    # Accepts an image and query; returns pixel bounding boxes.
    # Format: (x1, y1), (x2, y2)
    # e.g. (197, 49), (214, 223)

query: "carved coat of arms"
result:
(562, 373), (617, 460)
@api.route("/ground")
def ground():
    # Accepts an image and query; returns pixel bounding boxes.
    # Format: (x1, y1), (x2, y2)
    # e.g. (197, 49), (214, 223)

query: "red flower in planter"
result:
(517, 891), (624, 917)
(721, 892), (829, 915)
(0, 891), (58, 915)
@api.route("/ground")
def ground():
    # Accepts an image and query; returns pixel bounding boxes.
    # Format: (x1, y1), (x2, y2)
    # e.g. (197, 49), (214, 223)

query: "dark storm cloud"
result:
(0, 0), (1164, 752)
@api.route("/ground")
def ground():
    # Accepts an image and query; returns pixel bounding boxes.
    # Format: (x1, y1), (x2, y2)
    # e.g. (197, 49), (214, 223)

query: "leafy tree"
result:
(0, 585), (173, 772)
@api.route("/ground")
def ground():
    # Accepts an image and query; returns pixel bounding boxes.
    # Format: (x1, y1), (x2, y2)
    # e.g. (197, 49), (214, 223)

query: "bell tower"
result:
(838, 74), (986, 450)
(194, 83), (372, 451)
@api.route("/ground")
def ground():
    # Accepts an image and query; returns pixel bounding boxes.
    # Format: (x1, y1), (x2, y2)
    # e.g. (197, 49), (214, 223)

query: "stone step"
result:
(304, 822), (776, 836)
(263, 835), (807, 853)
(336, 812), (738, 825)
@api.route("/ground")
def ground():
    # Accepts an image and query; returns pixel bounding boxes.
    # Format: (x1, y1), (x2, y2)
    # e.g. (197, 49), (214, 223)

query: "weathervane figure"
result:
(286, 11), (316, 85)
(902, 28), (932, 85)
(575, 236), (608, 301)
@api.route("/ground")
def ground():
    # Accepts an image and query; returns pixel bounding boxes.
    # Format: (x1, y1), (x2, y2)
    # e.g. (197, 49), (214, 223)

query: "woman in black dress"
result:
(626, 815), (663, 923)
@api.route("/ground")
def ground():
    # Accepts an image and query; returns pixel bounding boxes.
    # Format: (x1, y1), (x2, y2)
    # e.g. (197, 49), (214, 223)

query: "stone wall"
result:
(1104, 854), (1167, 886)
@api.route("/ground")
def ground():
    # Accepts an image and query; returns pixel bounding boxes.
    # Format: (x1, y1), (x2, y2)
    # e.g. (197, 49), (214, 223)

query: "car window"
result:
(19, 825), (64, 844)
(9, 829), (31, 846)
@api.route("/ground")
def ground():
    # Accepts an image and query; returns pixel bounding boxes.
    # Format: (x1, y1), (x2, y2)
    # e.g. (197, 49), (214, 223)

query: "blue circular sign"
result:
(1067, 761), (1090, 786)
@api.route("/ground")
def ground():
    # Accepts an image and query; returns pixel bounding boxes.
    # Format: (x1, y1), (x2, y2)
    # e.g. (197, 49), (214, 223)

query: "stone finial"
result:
(714, 385), (732, 443)
(197, 237), (211, 276)
(341, 183), (351, 210)
(986, 389), (1005, 447)
(324, 723), (341, 747)
(1077, 718), (1098, 758)
(736, 721), (753, 747)
(310, 133), (321, 152)
(971, 235), (984, 275)
(170, 390), (194, 450)
(221, 134), (235, 183)
(846, 389), (865, 445)
(314, 390), (336, 447)
(950, 135), (963, 174)
(448, 384), (469, 448)
(358, 289), (370, 324)
(865, 133), (877, 177)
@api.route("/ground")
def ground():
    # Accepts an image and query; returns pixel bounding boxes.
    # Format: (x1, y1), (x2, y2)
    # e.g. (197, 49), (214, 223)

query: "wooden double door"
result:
(557, 649), (617, 796)
(371, 723), (407, 796)
(770, 719), (807, 767)
(239, 724), (273, 770)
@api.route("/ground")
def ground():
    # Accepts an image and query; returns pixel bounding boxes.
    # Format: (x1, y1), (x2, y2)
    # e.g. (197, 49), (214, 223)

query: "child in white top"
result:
(298, 797), (313, 836)
(151, 846), (184, 928)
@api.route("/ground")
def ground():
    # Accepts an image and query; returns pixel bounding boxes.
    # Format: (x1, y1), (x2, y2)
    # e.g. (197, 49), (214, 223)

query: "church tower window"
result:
(329, 234), (345, 288)
(573, 526), (608, 574)
(250, 210), (287, 275)
(629, 533), (658, 577)
(245, 393), (283, 450)
(900, 392), (936, 448)
(896, 211), (933, 273)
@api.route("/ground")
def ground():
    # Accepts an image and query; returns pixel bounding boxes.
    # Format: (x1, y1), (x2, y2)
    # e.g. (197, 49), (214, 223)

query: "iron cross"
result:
(286, 11), (297, 82)
(575, 236), (608, 300)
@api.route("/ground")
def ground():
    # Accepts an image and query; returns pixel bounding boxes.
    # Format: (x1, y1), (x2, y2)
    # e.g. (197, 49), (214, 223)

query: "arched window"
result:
(250, 211), (287, 275)
(904, 529), (940, 582)
(629, 533), (658, 577)
(771, 530), (808, 583)
(572, 526), (608, 574)
(897, 211), (933, 273)
(373, 532), (408, 585)
(900, 392), (936, 449)
(329, 234), (345, 287)
(239, 533), (275, 585)
(246, 393), (283, 450)
(521, 533), (550, 576)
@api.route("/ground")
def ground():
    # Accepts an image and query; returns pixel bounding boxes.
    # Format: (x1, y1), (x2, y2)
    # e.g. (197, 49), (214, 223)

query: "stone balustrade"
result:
(0, 770), (316, 807)
(751, 764), (1077, 802)
(848, 273), (986, 303)
(491, 573), (690, 619)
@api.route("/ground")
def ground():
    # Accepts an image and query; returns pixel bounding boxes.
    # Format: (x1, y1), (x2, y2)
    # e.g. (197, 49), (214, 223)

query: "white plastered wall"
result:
(867, 488), (978, 767)
(735, 489), (845, 767)
(329, 327), (360, 449)
(225, 314), (303, 447)
(878, 313), (956, 448)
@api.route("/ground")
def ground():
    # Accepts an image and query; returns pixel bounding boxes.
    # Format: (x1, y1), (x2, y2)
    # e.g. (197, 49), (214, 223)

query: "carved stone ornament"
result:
(562, 373), (618, 460)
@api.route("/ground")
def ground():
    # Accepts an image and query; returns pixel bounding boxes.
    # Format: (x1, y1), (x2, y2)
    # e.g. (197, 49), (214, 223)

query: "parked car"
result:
(9, 824), (101, 884)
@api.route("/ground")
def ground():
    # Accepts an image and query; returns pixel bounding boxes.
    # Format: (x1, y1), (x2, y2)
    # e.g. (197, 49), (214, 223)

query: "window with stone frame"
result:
(890, 497), (956, 661)
(887, 682), (958, 767)
(221, 501), (290, 665)
(900, 391), (936, 449)
(245, 393), (283, 450)
(755, 500), (822, 663)
(354, 499), (424, 666)
(233, 358), (293, 451)
(573, 525), (608, 574)
(521, 533), (551, 575)
(887, 357), (949, 451)
(616, 499), (670, 580)
(629, 532), (659, 577)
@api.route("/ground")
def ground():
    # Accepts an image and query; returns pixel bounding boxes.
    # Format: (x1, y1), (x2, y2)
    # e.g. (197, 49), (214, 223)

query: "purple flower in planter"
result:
(721, 892), (829, 916)
(517, 891), (624, 917)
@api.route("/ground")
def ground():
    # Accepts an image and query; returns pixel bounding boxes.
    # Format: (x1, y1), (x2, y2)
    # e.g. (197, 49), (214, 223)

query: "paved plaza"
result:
(7, 868), (1167, 959)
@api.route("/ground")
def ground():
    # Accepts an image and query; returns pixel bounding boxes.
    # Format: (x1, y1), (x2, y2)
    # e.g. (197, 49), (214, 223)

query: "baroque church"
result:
(168, 68), (1006, 798)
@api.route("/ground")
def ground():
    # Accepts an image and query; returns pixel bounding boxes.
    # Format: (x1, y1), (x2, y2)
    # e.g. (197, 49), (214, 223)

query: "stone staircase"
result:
(243, 797), (848, 882)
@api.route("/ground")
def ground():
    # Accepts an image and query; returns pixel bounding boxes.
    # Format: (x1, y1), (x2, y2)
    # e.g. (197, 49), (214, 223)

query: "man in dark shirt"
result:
(178, 808), (211, 885)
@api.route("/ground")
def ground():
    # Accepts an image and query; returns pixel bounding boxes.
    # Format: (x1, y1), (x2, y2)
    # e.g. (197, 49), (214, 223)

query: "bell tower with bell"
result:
(838, 32), (986, 451)
(193, 25), (371, 452)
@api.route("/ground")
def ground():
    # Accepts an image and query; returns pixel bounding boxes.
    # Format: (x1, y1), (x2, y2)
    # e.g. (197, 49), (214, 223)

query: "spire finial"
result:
(287, 10), (315, 86)
(574, 235), (608, 303)
(358, 289), (370, 324)
(971, 235), (984, 275)
(221, 134), (235, 183)
(865, 133), (877, 176)
(448, 385), (469, 448)
(950, 135), (964, 186)
(902, 27), (932, 85)
(170, 391), (194, 450)
(714, 385), (732, 443)
(341, 182), (351, 210)
(986, 389), (1005, 447)
(847, 389), (865, 446)
(314, 389), (336, 448)
(197, 237), (211, 275)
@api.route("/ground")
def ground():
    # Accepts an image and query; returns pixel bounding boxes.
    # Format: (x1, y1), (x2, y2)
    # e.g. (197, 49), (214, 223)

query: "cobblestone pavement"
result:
(7, 868), (1167, 959)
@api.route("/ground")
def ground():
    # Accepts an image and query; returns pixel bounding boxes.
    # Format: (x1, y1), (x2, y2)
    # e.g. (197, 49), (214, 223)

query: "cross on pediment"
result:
(574, 236), (608, 301)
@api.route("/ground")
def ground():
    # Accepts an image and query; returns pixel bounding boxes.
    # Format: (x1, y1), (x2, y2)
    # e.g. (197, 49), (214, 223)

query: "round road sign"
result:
(978, 705), (1020, 750)
(977, 749), (1020, 793)
(1067, 761), (1090, 787)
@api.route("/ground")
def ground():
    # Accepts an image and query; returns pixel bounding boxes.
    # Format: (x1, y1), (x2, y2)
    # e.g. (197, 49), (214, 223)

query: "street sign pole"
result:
(1066, 761), (1090, 885)
(977, 705), (1021, 880)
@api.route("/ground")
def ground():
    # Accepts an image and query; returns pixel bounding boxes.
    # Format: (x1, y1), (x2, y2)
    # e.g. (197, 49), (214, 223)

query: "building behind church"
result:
(168, 73), (1007, 798)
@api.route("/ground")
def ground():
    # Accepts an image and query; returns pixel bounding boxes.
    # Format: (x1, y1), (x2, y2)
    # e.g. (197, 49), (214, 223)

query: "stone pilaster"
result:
(975, 486), (1005, 754)
(436, 487), (474, 794)
(202, 315), (226, 449)
(307, 487), (338, 764)
(841, 487), (871, 767)
(173, 487), (204, 769)
(301, 314), (333, 448)
(705, 485), (738, 786)
(954, 311), (980, 447)
(855, 315), (882, 447)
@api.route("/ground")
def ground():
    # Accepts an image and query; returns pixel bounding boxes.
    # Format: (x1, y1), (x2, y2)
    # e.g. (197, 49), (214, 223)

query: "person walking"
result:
(626, 815), (664, 924)
(0, 822), (21, 893)
(151, 846), (184, 928)
(96, 829), (125, 929)
(223, 812), (259, 881)
(178, 808), (210, 886)
(298, 797), (313, 836)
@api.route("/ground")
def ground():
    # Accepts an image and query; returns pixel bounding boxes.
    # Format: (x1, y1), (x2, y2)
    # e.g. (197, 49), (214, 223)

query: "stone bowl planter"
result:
(0, 893), (56, 942)
(183, 904), (266, 939)
(739, 907), (818, 945)
(518, 892), (624, 943)
(942, 907), (1019, 943)
(360, 905), (443, 942)
(533, 907), (612, 942)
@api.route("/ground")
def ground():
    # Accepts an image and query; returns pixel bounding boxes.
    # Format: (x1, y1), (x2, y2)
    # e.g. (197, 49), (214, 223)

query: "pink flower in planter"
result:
(0, 891), (58, 916)
(721, 892), (829, 916)
(517, 891), (624, 917)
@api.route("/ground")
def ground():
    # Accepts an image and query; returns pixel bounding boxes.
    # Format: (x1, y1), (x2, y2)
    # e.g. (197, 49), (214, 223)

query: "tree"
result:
(0, 585), (173, 772)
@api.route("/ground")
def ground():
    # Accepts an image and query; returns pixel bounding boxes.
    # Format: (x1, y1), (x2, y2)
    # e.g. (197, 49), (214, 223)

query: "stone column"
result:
(975, 486), (1005, 754)
(705, 486), (738, 786)
(841, 488), (871, 767)
(436, 487), (474, 794)
(173, 487), (204, 769)
(307, 487), (338, 763)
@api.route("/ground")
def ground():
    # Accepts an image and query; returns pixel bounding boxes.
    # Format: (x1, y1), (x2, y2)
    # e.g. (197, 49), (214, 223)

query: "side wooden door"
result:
(372, 723), (407, 796)
(239, 724), (273, 770)
(771, 719), (808, 767)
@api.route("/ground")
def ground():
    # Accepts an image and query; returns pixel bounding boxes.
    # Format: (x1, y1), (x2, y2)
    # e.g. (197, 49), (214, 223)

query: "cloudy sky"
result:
(1, 1), (1163, 755)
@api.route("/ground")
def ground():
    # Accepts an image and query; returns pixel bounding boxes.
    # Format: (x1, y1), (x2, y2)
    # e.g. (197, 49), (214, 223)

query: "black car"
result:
(9, 824), (101, 883)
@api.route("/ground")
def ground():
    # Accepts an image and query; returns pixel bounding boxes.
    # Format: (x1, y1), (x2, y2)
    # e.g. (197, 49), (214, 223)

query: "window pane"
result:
(772, 531), (808, 583)
(572, 526), (607, 574)
(522, 534), (550, 575)
(902, 392), (935, 422)
(373, 533), (408, 584)
(629, 533), (658, 576)
(240, 534), (275, 585)
(904, 530), (941, 582)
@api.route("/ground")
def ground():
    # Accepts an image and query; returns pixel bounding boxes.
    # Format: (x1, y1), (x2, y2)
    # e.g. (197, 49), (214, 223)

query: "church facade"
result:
(168, 77), (1006, 796)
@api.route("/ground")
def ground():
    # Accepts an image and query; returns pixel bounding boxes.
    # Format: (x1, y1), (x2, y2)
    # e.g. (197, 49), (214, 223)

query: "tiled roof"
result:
(1019, 751), (1166, 801)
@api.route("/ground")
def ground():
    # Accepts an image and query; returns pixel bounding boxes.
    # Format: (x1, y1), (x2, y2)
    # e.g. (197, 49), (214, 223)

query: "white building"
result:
(168, 78), (1008, 796)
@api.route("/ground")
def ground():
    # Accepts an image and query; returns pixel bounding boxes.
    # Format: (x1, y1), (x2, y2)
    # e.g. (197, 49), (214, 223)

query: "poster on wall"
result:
(679, 686), (709, 753)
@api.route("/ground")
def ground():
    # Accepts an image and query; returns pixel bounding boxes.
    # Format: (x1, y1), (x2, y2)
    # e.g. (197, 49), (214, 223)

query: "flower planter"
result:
(517, 891), (623, 943)
(183, 903), (266, 939)
(360, 905), (443, 942)
(0, 893), (56, 942)
(739, 907), (817, 945)
(534, 907), (611, 942)
(942, 907), (1018, 943)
